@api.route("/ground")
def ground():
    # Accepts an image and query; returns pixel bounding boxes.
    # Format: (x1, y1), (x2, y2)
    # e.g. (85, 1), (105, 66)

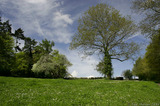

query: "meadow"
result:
(0, 76), (160, 105)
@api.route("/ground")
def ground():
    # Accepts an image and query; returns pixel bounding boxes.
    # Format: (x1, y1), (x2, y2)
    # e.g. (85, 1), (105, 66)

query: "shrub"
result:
(32, 51), (72, 78)
(122, 70), (133, 80)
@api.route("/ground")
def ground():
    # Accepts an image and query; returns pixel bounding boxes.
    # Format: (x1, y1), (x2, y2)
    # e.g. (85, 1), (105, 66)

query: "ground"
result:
(0, 76), (160, 105)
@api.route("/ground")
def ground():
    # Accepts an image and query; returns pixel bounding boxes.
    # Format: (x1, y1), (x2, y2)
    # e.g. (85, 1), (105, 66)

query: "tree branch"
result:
(111, 57), (128, 62)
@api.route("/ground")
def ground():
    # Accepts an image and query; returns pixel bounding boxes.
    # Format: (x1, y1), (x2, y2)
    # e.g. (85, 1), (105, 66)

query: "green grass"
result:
(0, 77), (160, 106)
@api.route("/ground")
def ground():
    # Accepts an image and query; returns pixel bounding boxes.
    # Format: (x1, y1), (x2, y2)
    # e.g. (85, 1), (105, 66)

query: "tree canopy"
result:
(131, 0), (160, 37)
(132, 30), (160, 81)
(0, 17), (15, 75)
(70, 4), (139, 79)
(32, 50), (72, 78)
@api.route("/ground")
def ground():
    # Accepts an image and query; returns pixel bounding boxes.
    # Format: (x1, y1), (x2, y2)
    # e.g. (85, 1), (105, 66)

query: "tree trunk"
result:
(104, 50), (113, 79)
(28, 45), (33, 77)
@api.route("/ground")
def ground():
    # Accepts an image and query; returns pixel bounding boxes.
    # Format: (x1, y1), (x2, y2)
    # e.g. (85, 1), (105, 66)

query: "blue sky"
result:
(0, 0), (148, 77)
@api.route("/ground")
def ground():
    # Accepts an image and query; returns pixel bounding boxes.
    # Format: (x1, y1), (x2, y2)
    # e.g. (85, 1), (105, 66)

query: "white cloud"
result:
(1, 0), (74, 43)
(71, 70), (78, 77)
(53, 11), (73, 27)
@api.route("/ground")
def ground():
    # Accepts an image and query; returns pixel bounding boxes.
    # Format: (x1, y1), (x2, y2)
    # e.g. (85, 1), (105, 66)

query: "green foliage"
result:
(132, 57), (147, 80)
(70, 3), (139, 79)
(1, 77), (160, 105)
(32, 50), (72, 78)
(32, 54), (54, 78)
(13, 28), (25, 52)
(11, 52), (28, 76)
(96, 52), (113, 78)
(145, 30), (160, 81)
(24, 38), (37, 70)
(131, 0), (160, 37)
(33, 39), (55, 63)
(0, 17), (15, 76)
(122, 69), (133, 80)
(39, 38), (55, 54)
(133, 31), (160, 81)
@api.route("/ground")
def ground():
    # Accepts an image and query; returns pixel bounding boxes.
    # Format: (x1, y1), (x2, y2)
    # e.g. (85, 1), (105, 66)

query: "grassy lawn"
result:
(0, 76), (160, 105)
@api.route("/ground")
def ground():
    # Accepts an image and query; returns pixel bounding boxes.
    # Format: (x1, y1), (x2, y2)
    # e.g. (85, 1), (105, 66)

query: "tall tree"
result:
(131, 0), (160, 37)
(12, 28), (25, 52)
(33, 39), (55, 63)
(70, 4), (139, 79)
(0, 17), (15, 75)
(133, 56), (152, 80)
(23, 37), (37, 76)
(145, 30), (160, 81)
(11, 52), (28, 76)
(39, 38), (55, 54)
(132, 30), (160, 81)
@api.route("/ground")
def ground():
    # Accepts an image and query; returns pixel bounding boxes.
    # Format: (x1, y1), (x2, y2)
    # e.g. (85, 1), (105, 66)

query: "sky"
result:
(0, 0), (149, 78)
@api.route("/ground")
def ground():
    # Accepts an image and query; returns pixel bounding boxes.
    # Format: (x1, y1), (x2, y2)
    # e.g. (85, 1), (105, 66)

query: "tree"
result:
(11, 52), (28, 76)
(70, 4), (139, 79)
(131, 0), (160, 37)
(12, 28), (25, 52)
(33, 39), (55, 63)
(145, 30), (160, 81)
(23, 37), (37, 77)
(96, 57), (113, 78)
(39, 38), (55, 54)
(132, 30), (160, 81)
(32, 50), (72, 78)
(122, 69), (133, 80)
(0, 17), (15, 76)
(132, 57), (149, 80)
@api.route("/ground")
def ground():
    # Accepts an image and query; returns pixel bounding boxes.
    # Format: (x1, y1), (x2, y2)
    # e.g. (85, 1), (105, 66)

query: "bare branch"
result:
(111, 57), (128, 62)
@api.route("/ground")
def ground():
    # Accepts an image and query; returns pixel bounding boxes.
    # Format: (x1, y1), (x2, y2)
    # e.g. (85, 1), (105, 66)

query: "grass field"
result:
(0, 76), (160, 105)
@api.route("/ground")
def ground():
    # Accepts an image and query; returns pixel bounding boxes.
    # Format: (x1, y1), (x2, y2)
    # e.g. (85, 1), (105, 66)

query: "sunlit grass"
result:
(0, 76), (160, 105)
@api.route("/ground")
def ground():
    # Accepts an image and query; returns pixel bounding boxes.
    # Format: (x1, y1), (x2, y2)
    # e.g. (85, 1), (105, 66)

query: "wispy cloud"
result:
(24, 0), (47, 4)
(0, 0), (74, 43)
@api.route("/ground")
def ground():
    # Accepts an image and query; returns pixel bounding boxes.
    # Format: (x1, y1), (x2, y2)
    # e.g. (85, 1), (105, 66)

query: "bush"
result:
(32, 51), (72, 78)
(122, 70), (133, 80)
(116, 77), (124, 80)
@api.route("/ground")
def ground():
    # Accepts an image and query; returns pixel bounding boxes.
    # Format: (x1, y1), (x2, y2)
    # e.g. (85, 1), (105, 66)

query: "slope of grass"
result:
(0, 76), (160, 105)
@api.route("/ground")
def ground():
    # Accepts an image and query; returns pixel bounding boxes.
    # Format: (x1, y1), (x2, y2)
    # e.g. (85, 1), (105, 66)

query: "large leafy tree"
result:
(32, 50), (72, 78)
(70, 4), (139, 79)
(0, 17), (15, 75)
(131, 0), (160, 37)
